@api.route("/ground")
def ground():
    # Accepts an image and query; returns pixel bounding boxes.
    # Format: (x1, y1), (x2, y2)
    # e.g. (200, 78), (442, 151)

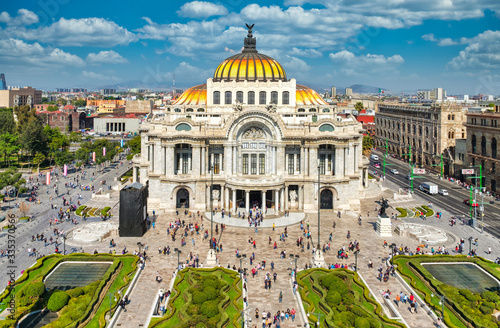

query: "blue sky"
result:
(0, 0), (499, 95)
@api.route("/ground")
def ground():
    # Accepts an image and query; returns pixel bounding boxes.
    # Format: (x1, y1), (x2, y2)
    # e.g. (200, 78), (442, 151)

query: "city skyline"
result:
(0, 0), (499, 94)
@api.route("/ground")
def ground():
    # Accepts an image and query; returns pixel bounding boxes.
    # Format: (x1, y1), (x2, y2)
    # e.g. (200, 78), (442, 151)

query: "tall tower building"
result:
(331, 86), (336, 98)
(0, 74), (6, 90)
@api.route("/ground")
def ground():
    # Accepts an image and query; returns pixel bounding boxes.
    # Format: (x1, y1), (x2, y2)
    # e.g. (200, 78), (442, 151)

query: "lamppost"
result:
(108, 292), (117, 322)
(307, 311), (324, 327)
(239, 254), (247, 272)
(209, 165), (214, 249)
(354, 249), (360, 272)
(468, 237), (473, 255)
(389, 243), (396, 265)
(431, 293), (446, 320)
(290, 254), (299, 272)
(174, 248), (182, 270)
(317, 163), (321, 250)
(62, 235), (66, 255)
(137, 242), (143, 255)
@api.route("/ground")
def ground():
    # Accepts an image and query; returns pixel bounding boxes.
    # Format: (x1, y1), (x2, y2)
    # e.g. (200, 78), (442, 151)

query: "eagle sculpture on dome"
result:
(245, 24), (255, 34)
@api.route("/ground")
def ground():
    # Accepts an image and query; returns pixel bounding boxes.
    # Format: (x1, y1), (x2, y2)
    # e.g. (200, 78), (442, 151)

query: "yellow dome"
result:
(213, 24), (287, 82)
(296, 85), (328, 106)
(173, 84), (206, 106)
(214, 52), (287, 82)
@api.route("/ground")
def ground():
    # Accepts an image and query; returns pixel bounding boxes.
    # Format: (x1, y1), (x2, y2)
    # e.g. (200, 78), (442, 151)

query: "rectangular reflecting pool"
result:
(44, 261), (112, 290)
(422, 263), (500, 293)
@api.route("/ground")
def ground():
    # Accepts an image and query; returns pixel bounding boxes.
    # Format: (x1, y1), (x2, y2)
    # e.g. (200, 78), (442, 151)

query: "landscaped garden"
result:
(394, 255), (500, 328)
(297, 268), (405, 328)
(0, 253), (138, 328)
(149, 267), (243, 328)
(75, 205), (112, 218)
(396, 205), (434, 218)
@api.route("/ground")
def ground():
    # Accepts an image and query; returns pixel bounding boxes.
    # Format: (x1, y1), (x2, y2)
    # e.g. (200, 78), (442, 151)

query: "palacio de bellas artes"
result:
(134, 25), (369, 217)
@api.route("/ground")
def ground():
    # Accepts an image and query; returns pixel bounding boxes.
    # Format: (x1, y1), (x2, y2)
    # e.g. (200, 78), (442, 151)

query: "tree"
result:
(19, 117), (47, 157)
(42, 97), (48, 103)
(47, 105), (59, 111)
(354, 102), (364, 112)
(18, 202), (30, 218)
(14, 105), (38, 134)
(363, 136), (374, 152)
(127, 135), (141, 155)
(69, 131), (82, 143)
(0, 133), (19, 166)
(56, 98), (67, 106)
(0, 168), (25, 191)
(74, 99), (87, 107)
(0, 110), (16, 135)
(32, 152), (46, 172)
(488, 103), (495, 107)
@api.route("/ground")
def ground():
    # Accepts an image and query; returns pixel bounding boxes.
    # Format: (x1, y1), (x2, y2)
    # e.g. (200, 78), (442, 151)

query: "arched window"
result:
(309, 108), (316, 112)
(225, 91), (232, 104)
(197, 108), (205, 112)
(452, 114), (455, 120)
(213, 91), (220, 105)
(174, 108), (181, 112)
(186, 108), (193, 112)
(259, 91), (266, 104)
(282, 91), (289, 105)
(319, 124), (334, 132)
(298, 108), (305, 112)
(448, 114), (451, 120)
(322, 108), (330, 113)
(492, 138), (497, 158)
(271, 91), (278, 104)
(481, 136), (487, 156)
(248, 91), (255, 105)
(425, 127), (429, 136)
(236, 91), (243, 103)
(175, 123), (191, 131)
(425, 142), (429, 151)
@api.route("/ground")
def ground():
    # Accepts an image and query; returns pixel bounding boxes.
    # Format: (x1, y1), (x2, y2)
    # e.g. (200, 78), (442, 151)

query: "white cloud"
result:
(329, 50), (404, 76)
(82, 70), (119, 81)
(422, 33), (461, 46)
(448, 30), (500, 70)
(86, 50), (128, 64)
(437, 38), (458, 46)
(177, 1), (228, 18)
(3, 17), (136, 47)
(0, 38), (85, 68)
(289, 47), (322, 58)
(422, 33), (436, 42)
(0, 9), (38, 26)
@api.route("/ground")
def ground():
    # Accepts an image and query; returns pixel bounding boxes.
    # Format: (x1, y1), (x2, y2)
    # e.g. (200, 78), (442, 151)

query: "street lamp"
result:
(290, 254), (299, 272)
(307, 311), (324, 327)
(62, 235), (66, 255)
(108, 292), (117, 322)
(354, 249), (360, 272)
(209, 165), (214, 249)
(317, 163), (321, 250)
(468, 237), (473, 255)
(431, 293), (446, 320)
(239, 254), (247, 272)
(174, 248), (182, 270)
(137, 242), (143, 255)
(389, 243), (396, 265)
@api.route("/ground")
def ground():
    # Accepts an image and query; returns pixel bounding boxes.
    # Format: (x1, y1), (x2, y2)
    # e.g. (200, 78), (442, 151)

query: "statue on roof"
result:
(243, 23), (257, 52)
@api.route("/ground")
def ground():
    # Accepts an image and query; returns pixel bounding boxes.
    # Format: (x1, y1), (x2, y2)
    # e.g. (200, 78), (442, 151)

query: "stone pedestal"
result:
(313, 249), (325, 268)
(289, 200), (298, 210)
(376, 216), (392, 237)
(206, 249), (219, 267)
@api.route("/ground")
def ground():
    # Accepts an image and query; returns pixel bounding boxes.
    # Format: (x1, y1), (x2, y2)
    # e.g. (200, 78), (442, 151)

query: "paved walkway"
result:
(206, 210), (305, 228)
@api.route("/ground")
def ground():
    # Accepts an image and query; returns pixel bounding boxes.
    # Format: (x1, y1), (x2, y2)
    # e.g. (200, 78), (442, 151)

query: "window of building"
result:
(448, 114), (451, 120)
(225, 91), (232, 104)
(251, 154), (257, 174)
(175, 123), (191, 131)
(322, 108), (330, 113)
(259, 91), (266, 104)
(182, 153), (189, 174)
(492, 162), (496, 174)
(248, 91), (255, 105)
(319, 154), (326, 174)
(213, 154), (220, 174)
(174, 108), (181, 112)
(452, 114), (455, 120)
(309, 108), (317, 112)
(259, 154), (265, 174)
(213, 91), (220, 104)
(296, 154), (301, 172)
(282, 91), (289, 105)
(236, 91), (243, 103)
(197, 108), (205, 112)
(492, 138), (497, 158)
(425, 127), (429, 136)
(271, 91), (278, 104)
(298, 108), (305, 112)
(242, 154), (249, 174)
(472, 135), (476, 154)
(481, 136), (487, 156)
(186, 108), (193, 112)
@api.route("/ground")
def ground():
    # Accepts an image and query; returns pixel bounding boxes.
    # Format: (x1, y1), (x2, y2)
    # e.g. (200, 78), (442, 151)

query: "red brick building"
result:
(36, 108), (86, 133)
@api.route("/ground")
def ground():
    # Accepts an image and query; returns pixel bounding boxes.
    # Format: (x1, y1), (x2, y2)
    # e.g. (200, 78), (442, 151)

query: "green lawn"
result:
(150, 267), (243, 328)
(297, 268), (405, 328)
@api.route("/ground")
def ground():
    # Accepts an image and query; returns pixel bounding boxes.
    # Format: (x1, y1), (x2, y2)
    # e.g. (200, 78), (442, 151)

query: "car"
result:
(390, 169), (399, 174)
(438, 189), (448, 196)
(374, 162), (381, 168)
(463, 199), (478, 207)
(404, 174), (411, 180)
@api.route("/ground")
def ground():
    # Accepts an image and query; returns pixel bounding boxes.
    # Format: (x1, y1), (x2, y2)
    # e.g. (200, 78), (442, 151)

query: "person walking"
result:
(279, 291), (283, 303)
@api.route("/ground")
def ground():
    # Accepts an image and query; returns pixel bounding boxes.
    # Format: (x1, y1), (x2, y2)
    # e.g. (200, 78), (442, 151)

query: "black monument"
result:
(119, 181), (148, 237)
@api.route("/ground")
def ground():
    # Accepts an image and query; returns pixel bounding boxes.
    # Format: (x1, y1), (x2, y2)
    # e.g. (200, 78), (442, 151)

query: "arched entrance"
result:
(176, 188), (189, 208)
(320, 189), (333, 209)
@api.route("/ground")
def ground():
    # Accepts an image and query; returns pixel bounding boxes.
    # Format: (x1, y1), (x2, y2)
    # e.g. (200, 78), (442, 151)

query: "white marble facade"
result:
(133, 27), (369, 214)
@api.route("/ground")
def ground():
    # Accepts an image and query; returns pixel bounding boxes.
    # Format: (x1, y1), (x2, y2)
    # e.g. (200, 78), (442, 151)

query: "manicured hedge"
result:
(47, 291), (70, 312)
(75, 205), (87, 216)
(394, 255), (500, 328)
(100, 206), (111, 216)
(396, 207), (407, 218)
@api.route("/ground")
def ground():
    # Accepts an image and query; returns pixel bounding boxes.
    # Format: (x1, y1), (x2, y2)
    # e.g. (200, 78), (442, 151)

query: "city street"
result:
(370, 150), (500, 237)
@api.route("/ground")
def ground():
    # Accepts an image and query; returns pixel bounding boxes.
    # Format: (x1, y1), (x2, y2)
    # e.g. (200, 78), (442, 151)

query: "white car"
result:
(438, 189), (448, 196)
(390, 169), (399, 174)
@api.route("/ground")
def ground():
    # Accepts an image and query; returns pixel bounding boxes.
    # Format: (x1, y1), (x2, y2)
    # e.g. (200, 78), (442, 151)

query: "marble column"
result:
(225, 186), (229, 211)
(192, 145), (200, 176)
(224, 146), (231, 174)
(335, 146), (344, 178)
(274, 189), (279, 213)
(167, 146), (175, 176)
(304, 148), (309, 176)
(310, 146), (318, 177)
(221, 185), (225, 210)
(232, 146), (237, 174)
(280, 187), (284, 212)
(132, 166), (137, 182)
(346, 145), (355, 176)
(300, 147), (305, 175)
(285, 185), (289, 210)
(232, 189), (236, 214)
(201, 147), (206, 175)
(245, 190), (250, 214)
(261, 190), (266, 210)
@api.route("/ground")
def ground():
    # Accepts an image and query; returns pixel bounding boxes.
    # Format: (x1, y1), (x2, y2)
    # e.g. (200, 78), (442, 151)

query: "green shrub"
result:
(66, 287), (84, 298)
(24, 281), (45, 298)
(200, 300), (219, 318)
(481, 291), (500, 303)
(355, 317), (371, 328)
(480, 305), (493, 315)
(339, 311), (356, 326)
(483, 301), (495, 309)
(75, 205), (86, 216)
(47, 291), (70, 312)
(19, 187), (28, 194)
(192, 291), (208, 305)
(396, 207), (407, 218)
(422, 205), (434, 217)
(459, 289), (476, 302)
(203, 286), (218, 300)
(326, 290), (342, 307)
(100, 206), (111, 216)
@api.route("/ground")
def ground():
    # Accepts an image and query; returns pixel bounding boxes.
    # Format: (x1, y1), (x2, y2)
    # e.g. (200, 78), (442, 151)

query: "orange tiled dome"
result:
(172, 84), (207, 106)
(213, 52), (287, 82)
(296, 85), (328, 106)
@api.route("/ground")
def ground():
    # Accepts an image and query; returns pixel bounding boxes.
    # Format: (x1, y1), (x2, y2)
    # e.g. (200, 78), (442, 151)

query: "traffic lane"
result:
(378, 165), (500, 237)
